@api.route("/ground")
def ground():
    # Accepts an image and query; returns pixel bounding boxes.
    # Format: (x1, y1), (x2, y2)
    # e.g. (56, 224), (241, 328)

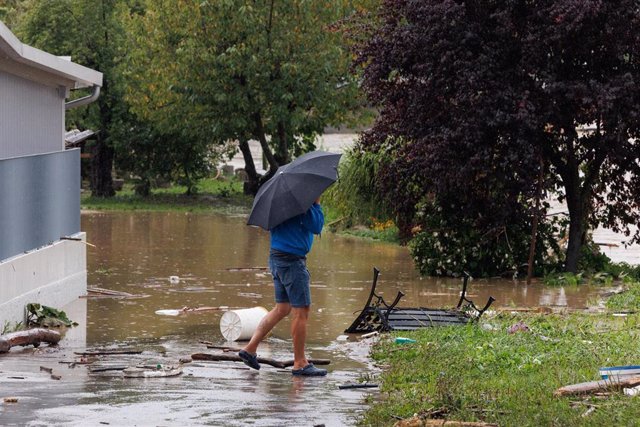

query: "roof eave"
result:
(0, 21), (102, 89)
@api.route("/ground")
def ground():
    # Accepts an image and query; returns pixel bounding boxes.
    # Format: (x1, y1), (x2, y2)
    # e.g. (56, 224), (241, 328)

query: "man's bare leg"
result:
(243, 303), (291, 355)
(291, 306), (310, 369)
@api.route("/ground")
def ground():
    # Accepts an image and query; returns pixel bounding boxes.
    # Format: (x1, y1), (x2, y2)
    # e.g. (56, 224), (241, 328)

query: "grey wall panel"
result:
(0, 70), (64, 159)
(0, 149), (80, 261)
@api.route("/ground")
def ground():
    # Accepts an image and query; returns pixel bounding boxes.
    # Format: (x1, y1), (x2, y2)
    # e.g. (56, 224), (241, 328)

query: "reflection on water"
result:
(83, 211), (605, 347)
(1, 211), (613, 426)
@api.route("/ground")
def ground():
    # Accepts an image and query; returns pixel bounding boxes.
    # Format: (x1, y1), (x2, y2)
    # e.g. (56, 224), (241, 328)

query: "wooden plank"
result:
(555, 375), (640, 396)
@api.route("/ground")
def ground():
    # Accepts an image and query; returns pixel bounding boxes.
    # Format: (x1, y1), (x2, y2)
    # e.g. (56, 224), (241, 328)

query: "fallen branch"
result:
(338, 383), (379, 390)
(84, 287), (134, 297)
(554, 375), (640, 396)
(191, 353), (330, 369)
(394, 418), (498, 427)
(0, 328), (61, 353)
(60, 236), (97, 247)
(225, 267), (268, 272)
(74, 350), (142, 356)
(205, 344), (242, 352)
(156, 306), (230, 316)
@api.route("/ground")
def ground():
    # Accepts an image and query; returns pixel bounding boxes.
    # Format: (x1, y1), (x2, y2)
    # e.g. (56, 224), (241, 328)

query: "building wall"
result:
(0, 149), (81, 261)
(0, 69), (64, 159)
(0, 233), (86, 328)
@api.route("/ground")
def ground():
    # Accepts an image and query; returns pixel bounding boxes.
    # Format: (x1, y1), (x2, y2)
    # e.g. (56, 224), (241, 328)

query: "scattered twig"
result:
(225, 267), (268, 272)
(82, 287), (148, 299)
(89, 365), (129, 373)
(60, 236), (97, 247)
(338, 383), (378, 390)
(205, 345), (242, 352)
(39, 366), (53, 373)
(191, 353), (330, 369)
(394, 418), (498, 427)
(74, 350), (143, 356)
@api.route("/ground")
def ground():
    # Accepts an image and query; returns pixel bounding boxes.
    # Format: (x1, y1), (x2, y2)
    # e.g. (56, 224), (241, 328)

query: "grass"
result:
(363, 295), (640, 426)
(606, 282), (640, 312)
(81, 177), (252, 215)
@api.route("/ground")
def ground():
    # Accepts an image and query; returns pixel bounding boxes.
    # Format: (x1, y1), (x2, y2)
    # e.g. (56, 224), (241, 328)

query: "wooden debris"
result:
(82, 287), (147, 299)
(496, 306), (553, 314)
(155, 306), (229, 316)
(225, 267), (268, 272)
(205, 344), (242, 352)
(554, 375), (640, 396)
(74, 350), (143, 356)
(394, 418), (498, 427)
(60, 236), (97, 247)
(191, 353), (330, 369)
(361, 331), (380, 339)
(89, 365), (129, 373)
(123, 366), (182, 378)
(338, 383), (379, 390)
(39, 366), (53, 373)
(3, 397), (18, 403)
(0, 328), (61, 353)
(50, 374), (61, 380)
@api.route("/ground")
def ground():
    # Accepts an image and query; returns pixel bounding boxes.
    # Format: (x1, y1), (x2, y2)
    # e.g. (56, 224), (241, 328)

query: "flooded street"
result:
(1, 211), (622, 426)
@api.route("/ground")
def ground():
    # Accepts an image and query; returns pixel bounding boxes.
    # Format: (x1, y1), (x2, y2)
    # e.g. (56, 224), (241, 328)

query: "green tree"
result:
(16, 0), (136, 197)
(0, 0), (28, 28)
(122, 0), (364, 194)
(354, 0), (640, 274)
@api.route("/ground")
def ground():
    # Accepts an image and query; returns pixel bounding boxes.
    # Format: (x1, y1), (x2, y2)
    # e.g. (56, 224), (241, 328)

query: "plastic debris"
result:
(395, 337), (417, 344)
(507, 321), (530, 334)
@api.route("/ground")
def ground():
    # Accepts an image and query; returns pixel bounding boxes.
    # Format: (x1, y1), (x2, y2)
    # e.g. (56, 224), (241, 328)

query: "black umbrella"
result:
(247, 151), (342, 230)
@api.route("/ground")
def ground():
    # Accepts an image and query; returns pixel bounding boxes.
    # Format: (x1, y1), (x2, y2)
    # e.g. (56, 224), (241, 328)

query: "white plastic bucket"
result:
(219, 306), (268, 341)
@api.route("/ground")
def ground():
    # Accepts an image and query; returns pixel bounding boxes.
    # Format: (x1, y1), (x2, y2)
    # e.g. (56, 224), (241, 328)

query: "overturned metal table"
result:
(345, 268), (495, 333)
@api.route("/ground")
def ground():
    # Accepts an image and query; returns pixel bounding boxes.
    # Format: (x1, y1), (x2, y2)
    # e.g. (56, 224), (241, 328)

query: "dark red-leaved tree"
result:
(356, 0), (640, 273)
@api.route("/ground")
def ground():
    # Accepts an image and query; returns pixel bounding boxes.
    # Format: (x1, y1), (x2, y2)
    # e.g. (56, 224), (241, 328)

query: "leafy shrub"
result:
(409, 199), (564, 278)
(323, 144), (393, 228)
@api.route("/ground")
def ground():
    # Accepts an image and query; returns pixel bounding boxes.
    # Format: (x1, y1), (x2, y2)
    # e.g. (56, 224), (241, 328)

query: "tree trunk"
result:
(254, 112), (279, 171)
(238, 139), (260, 195)
(275, 121), (289, 165)
(564, 184), (590, 273)
(90, 137), (115, 198)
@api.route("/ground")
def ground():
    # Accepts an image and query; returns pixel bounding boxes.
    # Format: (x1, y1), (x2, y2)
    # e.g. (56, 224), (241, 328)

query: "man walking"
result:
(239, 198), (327, 376)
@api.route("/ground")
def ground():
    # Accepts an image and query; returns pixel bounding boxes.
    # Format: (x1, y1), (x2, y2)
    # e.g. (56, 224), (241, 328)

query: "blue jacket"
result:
(270, 203), (324, 257)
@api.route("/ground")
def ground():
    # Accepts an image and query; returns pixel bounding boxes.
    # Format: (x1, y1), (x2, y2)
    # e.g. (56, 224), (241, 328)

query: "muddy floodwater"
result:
(0, 211), (621, 426)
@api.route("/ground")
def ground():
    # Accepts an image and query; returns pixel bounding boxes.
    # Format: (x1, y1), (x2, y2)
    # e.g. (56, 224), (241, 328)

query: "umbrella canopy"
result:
(247, 151), (342, 230)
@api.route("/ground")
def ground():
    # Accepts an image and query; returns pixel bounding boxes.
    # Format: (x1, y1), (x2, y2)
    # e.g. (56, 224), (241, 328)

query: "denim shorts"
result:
(269, 250), (311, 308)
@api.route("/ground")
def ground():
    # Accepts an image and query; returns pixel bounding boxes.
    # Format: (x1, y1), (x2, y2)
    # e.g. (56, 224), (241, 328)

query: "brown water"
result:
(1, 211), (612, 426)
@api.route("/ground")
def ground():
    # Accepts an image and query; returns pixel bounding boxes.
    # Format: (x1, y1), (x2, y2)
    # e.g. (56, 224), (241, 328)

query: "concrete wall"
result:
(0, 232), (86, 328)
(0, 69), (64, 160)
(0, 149), (81, 262)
